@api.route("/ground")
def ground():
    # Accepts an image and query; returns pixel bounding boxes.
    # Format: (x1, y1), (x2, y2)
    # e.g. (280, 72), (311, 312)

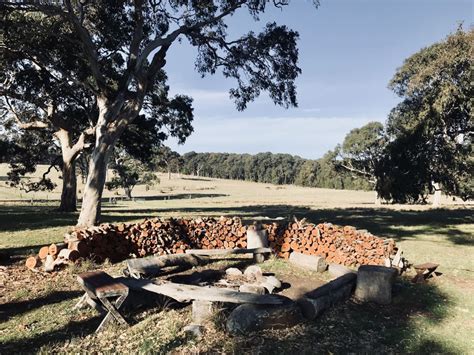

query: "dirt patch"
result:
(278, 273), (326, 300)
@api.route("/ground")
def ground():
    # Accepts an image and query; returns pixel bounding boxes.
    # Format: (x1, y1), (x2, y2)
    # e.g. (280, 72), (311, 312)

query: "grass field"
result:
(0, 165), (473, 353)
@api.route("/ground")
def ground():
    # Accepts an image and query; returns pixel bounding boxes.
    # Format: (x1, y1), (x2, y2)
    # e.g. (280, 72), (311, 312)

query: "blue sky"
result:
(164, 0), (472, 159)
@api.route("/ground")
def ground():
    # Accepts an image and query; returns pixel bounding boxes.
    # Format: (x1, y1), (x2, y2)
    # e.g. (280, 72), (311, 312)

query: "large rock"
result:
(355, 265), (397, 304)
(289, 252), (327, 272)
(244, 265), (263, 279)
(227, 299), (303, 335)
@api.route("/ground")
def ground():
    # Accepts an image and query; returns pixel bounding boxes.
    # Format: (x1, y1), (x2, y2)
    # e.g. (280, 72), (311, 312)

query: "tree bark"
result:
(58, 159), (77, 212)
(124, 186), (132, 200)
(77, 140), (112, 227)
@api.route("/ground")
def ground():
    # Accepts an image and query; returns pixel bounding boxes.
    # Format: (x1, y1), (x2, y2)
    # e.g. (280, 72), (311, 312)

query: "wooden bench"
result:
(75, 271), (129, 332)
(412, 262), (439, 283)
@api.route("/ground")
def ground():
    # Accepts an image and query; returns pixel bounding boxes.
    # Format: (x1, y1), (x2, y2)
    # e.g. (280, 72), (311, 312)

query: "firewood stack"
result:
(268, 220), (396, 267)
(184, 217), (247, 249)
(25, 216), (399, 271)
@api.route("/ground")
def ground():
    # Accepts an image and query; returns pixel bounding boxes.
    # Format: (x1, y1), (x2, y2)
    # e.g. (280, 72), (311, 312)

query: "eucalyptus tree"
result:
(377, 28), (473, 204)
(338, 122), (387, 204)
(2, 0), (315, 226)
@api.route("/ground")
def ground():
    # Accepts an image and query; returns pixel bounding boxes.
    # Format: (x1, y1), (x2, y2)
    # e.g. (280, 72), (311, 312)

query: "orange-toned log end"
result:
(38, 246), (50, 259)
(25, 256), (40, 269)
(48, 243), (60, 256)
(281, 243), (291, 252)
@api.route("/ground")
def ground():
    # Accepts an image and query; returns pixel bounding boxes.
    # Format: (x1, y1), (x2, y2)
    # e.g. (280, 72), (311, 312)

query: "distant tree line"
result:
(179, 151), (371, 190)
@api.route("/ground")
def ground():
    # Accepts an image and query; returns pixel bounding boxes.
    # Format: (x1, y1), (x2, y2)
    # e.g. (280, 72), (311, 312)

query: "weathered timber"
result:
(298, 282), (353, 320)
(355, 265), (397, 304)
(305, 272), (357, 299)
(118, 278), (286, 304)
(289, 252), (327, 272)
(185, 247), (271, 256)
(328, 263), (356, 278)
(126, 253), (209, 278)
(192, 300), (215, 324)
(246, 225), (268, 248)
(44, 255), (56, 272)
(239, 284), (266, 295)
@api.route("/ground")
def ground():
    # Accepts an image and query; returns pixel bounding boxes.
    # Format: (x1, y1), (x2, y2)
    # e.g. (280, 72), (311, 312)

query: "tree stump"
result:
(355, 265), (397, 304)
(192, 300), (215, 324)
(247, 223), (269, 263)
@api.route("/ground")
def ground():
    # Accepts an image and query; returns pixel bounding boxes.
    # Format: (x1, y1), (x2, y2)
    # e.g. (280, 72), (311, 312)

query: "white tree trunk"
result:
(77, 143), (111, 227)
(433, 182), (442, 207)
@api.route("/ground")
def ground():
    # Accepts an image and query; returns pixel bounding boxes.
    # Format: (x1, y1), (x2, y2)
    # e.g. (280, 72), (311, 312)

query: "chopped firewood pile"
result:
(25, 216), (401, 272)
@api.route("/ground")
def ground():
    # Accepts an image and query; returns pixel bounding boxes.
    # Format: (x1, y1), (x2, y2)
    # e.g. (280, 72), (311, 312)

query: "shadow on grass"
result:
(0, 290), (83, 322)
(0, 277), (458, 353)
(207, 278), (459, 354)
(0, 316), (102, 352)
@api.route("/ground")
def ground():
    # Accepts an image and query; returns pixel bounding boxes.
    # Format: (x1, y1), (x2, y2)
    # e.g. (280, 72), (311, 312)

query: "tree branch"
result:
(4, 97), (51, 130)
(63, 0), (107, 94)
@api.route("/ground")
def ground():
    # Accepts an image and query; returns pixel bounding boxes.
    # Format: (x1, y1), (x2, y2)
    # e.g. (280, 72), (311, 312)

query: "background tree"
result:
(106, 148), (158, 199)
(152, 146), (183, 180)
(376, 28), (473, 204)
(0, 20), (95, 212)
(2, 0), (314, 226)
(337, 121), (387, 203)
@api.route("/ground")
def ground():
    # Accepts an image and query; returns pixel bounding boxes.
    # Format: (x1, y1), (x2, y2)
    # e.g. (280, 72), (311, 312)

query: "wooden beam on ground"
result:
(118, 278), (285, 305)
(185, 247), (271, 256)
(126, 253), (209, 278)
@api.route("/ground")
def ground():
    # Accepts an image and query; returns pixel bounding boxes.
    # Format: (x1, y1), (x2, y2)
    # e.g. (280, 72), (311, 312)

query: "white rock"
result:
(225, 267), (243, 276)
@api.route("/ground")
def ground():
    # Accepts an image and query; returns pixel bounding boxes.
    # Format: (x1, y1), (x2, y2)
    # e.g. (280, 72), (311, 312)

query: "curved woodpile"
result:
(26, 216), (398, 271)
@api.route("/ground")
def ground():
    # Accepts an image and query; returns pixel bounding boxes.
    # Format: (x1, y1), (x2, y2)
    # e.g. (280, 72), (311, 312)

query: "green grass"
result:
(0, 175), (473, 353)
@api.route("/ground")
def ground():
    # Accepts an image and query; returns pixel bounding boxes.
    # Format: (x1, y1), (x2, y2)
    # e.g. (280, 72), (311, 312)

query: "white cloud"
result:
(166, 115), (382, 159)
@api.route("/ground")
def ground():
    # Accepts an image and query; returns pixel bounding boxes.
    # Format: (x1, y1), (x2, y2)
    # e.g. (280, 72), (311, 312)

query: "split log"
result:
(48, 243), (66, 257)
(44, 254), (56, 272)
(25, 256), (41, 269)
(289, 252), (327, 272)
(57, 248), (80, 262)
(38, 246), (50, 259)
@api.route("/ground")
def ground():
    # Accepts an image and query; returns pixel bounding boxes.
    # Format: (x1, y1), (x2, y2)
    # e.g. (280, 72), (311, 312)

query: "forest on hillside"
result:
(180, 151), (370, 190)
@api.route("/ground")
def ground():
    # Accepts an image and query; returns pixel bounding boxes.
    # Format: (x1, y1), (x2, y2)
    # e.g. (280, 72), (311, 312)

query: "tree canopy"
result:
(377, 28), (473, 202)
(2, 1), (315, 225)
